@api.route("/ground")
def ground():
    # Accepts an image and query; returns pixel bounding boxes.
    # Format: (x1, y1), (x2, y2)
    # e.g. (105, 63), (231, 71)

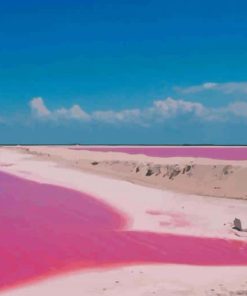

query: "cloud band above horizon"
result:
(29, 95), (247, 126)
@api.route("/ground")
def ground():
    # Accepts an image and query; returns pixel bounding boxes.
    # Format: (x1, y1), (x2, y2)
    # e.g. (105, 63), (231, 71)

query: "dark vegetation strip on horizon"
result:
(1, 144), (247, 147)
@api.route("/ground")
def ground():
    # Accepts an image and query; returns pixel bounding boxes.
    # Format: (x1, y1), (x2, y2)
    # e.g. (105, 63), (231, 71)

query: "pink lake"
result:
(69, 146), (247, 160)
(1, 171), (247, 292)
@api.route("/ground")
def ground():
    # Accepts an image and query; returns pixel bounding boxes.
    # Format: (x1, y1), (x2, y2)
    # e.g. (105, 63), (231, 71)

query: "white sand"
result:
(0, 147), (247, 295)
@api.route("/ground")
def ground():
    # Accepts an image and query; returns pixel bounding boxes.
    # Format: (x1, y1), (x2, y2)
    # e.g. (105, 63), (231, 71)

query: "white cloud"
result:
(29, 97), (142, 124)
(152, 97), (206, 118)
(55, 105), (91, 121)
(69, 105), (90, 120)
(30, 98), (90, 121)
(226, 102), (247, 117)
(219, 82), (247, 94)
(92, 97), (210, 123)
(203, 82), (218, 89)
(177, 82), (247, 94)
(29, 96), (247, 126)
(30, 97), (51, 117)
(92, 108), (141, 123)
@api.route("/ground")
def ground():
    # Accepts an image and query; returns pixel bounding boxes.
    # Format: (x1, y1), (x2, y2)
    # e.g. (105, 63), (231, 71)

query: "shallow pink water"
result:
(69, 147), (247, 160)
(1, 171), (247, 291)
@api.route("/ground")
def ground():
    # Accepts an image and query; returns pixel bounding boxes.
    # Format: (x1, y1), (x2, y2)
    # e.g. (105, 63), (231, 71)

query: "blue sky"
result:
(1, 0), (247, 144)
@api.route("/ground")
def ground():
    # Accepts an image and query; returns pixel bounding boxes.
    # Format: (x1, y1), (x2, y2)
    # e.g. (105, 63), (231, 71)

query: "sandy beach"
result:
(0, 146), (247, 295)
(11, 145), (247, 199)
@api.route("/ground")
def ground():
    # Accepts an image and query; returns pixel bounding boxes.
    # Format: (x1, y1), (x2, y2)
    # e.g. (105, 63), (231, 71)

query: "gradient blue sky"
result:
(1, 0), (247, 144)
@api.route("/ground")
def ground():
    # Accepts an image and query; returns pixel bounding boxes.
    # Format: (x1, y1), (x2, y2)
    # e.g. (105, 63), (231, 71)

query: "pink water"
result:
(1, 171), (247, 291)
(69, 146), (247, 160)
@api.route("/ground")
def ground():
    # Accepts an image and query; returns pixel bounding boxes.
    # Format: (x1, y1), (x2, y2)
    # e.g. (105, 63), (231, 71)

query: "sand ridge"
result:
(9, 145), (247, 200)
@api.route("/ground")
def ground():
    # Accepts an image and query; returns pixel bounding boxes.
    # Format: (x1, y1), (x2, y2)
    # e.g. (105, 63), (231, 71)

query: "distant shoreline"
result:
(2, 144), (247, 146)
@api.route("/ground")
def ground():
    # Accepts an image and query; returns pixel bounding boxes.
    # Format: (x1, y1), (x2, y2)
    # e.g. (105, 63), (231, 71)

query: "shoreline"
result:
(1, 147), (247, 295)
(1, 147), (247, 239)
(7, 145), (247, 200)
